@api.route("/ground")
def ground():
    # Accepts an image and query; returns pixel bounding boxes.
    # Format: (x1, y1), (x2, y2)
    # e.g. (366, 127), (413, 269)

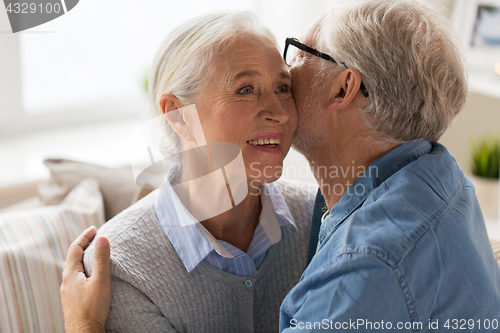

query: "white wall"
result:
(255, 0), (455, 50)
(440, 93), (500, 175)
(0, 7), (22, 125)
(432, 0), (500, 174)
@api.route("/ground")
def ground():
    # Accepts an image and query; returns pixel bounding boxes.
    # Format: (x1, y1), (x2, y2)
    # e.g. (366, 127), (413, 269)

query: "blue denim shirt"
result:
(280, 141), (500, 332)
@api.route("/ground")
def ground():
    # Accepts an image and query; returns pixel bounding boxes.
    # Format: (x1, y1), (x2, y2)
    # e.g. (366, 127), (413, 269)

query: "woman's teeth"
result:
(247, 138), (281, 146)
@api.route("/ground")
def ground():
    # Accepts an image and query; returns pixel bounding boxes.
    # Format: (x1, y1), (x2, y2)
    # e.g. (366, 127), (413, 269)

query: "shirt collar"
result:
(263, 182), (297, 231)
(154, 179), (296, 273)
(319, 140), (432, 245)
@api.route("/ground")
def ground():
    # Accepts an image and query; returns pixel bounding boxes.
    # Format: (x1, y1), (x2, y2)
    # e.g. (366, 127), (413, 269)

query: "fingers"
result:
(65, 226), (97, 267)
(63, 226), (97, 272)
(75, 226), (98, 249)
(91, 237), (111, 285)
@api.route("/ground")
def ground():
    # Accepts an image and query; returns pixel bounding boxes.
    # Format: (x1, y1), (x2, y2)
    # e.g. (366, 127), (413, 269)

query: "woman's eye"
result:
(239, 86), (253, 94)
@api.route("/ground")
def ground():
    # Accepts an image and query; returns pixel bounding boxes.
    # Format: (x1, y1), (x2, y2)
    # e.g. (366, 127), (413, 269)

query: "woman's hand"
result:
(60, 226), (112, 333)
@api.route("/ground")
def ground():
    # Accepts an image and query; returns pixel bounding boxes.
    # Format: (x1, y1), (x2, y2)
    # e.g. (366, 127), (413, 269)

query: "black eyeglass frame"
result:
(284, 37), (369, 98)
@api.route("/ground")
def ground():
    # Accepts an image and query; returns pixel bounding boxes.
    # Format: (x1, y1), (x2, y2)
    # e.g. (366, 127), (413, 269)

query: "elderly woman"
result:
(61, 11), (316, 333)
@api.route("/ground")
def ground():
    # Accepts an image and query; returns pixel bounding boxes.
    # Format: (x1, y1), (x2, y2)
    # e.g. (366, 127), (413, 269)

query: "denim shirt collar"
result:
(318, 140), (433, 246)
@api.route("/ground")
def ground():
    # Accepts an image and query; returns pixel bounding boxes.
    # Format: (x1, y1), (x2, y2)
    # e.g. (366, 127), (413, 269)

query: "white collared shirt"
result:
(154, 181), (297, 277)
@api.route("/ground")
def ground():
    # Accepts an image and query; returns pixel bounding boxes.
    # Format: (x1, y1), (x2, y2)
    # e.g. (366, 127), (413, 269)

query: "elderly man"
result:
(61, 0), (500, 332)
(279, 0), (500, 331)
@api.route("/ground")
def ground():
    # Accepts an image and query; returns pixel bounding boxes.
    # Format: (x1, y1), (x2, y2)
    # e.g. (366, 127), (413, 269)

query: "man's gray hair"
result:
(149, 12), (274, 158)
(316, 0), (468, 143)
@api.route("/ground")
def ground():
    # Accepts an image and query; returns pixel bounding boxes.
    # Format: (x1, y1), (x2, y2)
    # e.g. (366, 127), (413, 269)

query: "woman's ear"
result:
(160, 94), (183, 114)
(160, 94), (193, 142)
(326, 68), (363, 112)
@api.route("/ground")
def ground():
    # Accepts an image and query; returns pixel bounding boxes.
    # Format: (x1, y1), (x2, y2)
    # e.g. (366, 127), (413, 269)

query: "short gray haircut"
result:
(316, 0), (468, 143)
(149, 12), (275, 157)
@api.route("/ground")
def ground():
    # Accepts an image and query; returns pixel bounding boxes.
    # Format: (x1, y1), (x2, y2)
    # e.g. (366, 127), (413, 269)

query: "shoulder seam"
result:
(104, 205), (155, 244)
(392, 172), (465, 264)
(332, 251), (420, 332)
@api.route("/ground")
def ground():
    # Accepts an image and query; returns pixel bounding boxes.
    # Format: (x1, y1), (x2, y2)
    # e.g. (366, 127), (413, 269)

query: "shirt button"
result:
(244, 279), (253, 288)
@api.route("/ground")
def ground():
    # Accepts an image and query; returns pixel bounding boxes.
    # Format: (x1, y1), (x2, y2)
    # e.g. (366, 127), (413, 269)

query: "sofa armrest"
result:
(0, 181), (40, 209)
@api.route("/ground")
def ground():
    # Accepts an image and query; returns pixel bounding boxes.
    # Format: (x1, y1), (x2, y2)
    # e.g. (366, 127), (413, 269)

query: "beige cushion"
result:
(0, 181), (39, 209)
(0, 196), (42, 213)
(38, 158), (138, 221)
(0, 178), (105, 333)
(132, 187), (154, 204)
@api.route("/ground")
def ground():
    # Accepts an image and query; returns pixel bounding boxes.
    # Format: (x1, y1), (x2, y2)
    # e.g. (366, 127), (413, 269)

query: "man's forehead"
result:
(302, 21), (322, 46)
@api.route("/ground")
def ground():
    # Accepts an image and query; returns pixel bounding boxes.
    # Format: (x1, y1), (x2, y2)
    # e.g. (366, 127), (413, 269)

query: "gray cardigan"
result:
(84, 180), (317, 333)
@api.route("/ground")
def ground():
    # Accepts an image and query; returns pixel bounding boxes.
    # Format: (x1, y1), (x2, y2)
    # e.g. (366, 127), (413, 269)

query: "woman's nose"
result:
(258, 93), (290, 124)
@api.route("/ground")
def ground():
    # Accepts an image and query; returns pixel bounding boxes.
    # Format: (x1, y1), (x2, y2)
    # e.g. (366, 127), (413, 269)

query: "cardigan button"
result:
(244, 279), (253, 288)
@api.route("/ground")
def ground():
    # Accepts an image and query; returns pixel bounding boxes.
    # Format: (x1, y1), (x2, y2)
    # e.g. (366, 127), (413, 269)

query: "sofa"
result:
(0, 158), (142, 333)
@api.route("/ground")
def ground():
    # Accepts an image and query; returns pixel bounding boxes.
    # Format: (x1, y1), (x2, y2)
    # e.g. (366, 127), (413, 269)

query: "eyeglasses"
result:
(283, 37), (369, 98)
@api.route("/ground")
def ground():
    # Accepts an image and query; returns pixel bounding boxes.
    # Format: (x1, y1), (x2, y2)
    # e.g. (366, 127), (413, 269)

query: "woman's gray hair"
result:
(316, 0), (468, 143)
(149, 11), (275, 158)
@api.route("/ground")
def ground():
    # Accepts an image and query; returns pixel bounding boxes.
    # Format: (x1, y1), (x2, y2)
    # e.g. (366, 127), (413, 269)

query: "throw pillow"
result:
(0, 178), (105, 333)
(38, 158), (138, 220)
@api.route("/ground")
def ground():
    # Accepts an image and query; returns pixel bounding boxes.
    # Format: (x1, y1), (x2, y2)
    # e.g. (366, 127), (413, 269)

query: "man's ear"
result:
(160, 94), (193, 142)
(326, 68), (363, 112)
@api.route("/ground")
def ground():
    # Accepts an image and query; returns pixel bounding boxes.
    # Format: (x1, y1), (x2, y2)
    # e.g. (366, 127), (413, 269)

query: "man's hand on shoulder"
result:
(60, 226), (112, 333)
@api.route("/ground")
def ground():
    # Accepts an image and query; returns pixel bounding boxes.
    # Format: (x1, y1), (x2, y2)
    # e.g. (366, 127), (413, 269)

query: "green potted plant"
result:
(470, 136), (500, 221)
